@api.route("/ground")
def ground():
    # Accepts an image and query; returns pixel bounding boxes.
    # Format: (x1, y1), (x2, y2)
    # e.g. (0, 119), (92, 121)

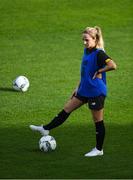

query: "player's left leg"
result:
(91, 108), (105, 150)
(85, 95), (105, 157)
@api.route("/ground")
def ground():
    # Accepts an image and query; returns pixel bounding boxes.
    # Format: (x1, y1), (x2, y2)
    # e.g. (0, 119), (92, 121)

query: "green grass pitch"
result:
(0, 0), (133, 178)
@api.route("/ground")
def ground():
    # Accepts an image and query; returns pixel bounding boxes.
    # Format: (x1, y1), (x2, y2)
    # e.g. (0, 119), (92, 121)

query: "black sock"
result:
(95, 121), (105, 151)
(43, 109), (70, 130)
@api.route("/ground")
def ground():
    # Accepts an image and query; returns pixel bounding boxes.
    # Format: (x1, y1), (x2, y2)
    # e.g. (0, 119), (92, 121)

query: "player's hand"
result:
(92, 71), (102, 79)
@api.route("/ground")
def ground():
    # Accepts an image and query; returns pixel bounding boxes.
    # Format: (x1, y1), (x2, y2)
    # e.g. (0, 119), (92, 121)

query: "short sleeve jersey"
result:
(97, 50), (111, 68)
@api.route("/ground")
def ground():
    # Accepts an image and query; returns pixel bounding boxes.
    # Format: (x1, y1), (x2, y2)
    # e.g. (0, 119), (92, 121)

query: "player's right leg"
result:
(29, 96), (84, 135)
(29, 125), (49, 136)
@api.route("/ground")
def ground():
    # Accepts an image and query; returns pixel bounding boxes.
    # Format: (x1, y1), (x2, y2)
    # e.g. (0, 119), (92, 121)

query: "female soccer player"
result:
(30, 26), (117, 157)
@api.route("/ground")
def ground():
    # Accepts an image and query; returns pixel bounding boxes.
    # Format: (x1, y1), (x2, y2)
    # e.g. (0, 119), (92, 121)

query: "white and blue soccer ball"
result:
(13, 75), (30, 92)
(39, 135), (57, 152)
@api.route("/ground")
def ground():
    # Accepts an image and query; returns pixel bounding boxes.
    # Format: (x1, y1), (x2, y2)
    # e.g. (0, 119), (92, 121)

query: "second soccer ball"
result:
(13, 75), (30, 92)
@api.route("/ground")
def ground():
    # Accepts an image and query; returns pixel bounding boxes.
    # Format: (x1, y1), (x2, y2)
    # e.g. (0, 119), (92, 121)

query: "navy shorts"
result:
(75, 93), (106, 110)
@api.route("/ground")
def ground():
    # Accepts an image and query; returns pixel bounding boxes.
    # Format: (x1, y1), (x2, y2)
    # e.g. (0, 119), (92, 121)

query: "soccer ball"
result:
(39, 135), (57, 152)
(13, 76), (30, 92)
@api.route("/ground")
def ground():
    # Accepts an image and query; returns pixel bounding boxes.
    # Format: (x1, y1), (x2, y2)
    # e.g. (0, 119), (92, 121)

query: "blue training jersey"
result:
(77, 48), (107, 97)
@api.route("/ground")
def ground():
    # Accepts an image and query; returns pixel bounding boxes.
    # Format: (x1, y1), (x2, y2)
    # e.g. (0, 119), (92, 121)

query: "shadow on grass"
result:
(0, 87), (17, 92)
(0, 87), (19, 92)
(0, 124), (133, 179)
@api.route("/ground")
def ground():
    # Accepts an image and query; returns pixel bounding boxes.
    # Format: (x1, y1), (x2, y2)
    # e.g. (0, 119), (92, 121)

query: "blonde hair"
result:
(83, 26), (104, 50)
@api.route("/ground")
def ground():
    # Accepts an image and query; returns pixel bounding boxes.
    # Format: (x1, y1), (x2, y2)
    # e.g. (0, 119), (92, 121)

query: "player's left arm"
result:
(93, 59), (117, 79)
(93, 51), (117, 79)
(98, 58), (117, 73)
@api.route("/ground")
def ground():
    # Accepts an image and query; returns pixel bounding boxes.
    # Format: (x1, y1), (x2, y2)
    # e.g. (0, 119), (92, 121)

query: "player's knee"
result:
(64, 105), (72, 113)
(94, 118), (103, 123)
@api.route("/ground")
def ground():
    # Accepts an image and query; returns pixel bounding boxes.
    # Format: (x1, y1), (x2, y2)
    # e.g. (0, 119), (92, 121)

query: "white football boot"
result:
(29, 125), (49, 136)
(84, 147), (103, 157)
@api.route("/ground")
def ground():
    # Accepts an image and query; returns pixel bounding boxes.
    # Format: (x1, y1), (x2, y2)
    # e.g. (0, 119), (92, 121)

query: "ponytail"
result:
(94, 26), (104, 50)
